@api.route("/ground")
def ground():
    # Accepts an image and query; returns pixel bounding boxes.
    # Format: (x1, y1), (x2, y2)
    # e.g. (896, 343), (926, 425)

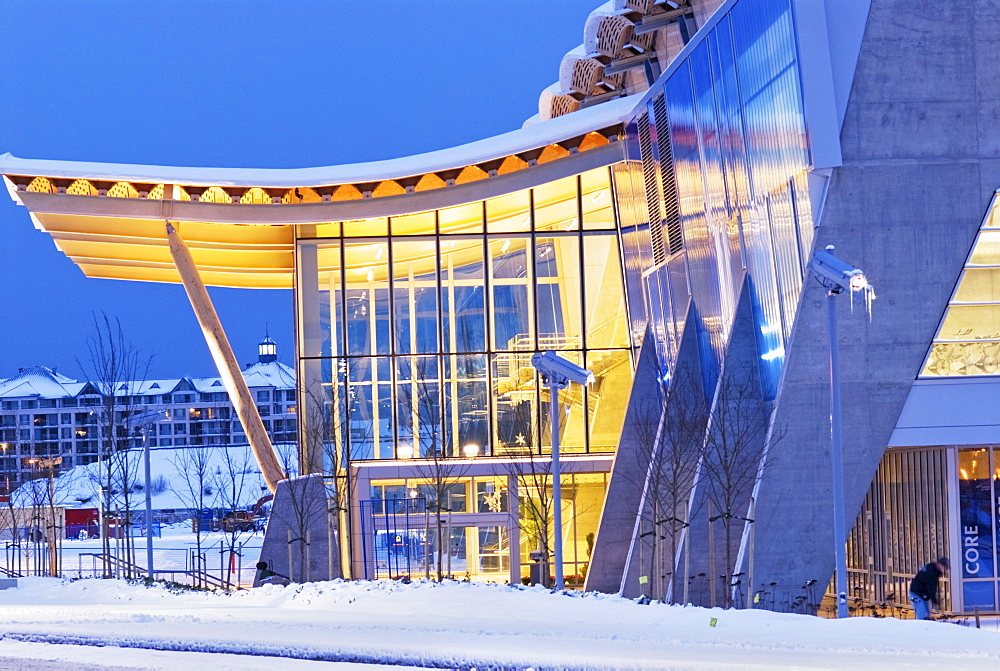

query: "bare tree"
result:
(625, 389), (705, 602)
(501, 449), (555, 586)
(78, 313), (152, 577)
(397, 356), (472, 581)
(303, 377), (357, 581)
(699, 365), (777, 608)
(213, 444), (259, 587)
(170, 443), (216, 570)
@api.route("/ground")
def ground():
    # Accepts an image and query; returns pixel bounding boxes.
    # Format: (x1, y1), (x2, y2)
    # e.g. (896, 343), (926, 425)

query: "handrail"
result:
(75, 552), (236, 590)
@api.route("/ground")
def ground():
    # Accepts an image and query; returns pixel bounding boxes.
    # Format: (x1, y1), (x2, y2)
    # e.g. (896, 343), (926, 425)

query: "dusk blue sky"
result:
(0, 0), (599, 379)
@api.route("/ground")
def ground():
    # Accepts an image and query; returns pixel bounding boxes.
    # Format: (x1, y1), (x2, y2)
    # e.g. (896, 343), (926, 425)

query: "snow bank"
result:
(0, 578), (998, 669)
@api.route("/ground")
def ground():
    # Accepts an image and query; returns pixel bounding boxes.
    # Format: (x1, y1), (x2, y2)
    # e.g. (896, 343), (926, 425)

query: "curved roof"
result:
(1, 94), (635, 290)
(0, 95), (635, 189)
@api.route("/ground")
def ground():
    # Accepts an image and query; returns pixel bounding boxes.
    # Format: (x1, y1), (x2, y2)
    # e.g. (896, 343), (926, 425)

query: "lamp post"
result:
(142, 423), (154, 580)
(530, 351), (594, 590)
(808, 245), (872, 619)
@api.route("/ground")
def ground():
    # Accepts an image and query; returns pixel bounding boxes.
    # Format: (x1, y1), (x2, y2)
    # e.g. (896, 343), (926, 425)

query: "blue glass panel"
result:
(963, 581), (996, 611)
(960, 472), (995, 579)
(624, 0), (809, 398)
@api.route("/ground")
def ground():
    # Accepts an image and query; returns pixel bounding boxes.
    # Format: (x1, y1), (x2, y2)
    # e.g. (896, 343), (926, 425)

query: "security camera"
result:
(808, 245), (867, 294)
(530, 351), (595, 387)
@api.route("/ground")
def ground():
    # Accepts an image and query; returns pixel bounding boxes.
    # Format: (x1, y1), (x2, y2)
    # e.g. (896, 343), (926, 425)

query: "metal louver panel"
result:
(652, 94), (683, 256)
(637, 112), (667, 265)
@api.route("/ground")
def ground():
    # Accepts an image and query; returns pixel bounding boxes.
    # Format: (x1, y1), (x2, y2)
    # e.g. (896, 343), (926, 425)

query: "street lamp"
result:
(530, 351), (594, 590)
(808, 245), (873, 619)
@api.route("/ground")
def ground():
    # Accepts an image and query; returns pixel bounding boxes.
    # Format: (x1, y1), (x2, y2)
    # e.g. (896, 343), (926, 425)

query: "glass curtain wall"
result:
(296, 167), (633, 468)
(616, 0), (813, 398)
(923, 195), (1000, 377)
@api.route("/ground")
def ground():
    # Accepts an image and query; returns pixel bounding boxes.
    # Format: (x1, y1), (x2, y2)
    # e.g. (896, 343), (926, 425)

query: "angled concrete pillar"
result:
(682, 278), (768, 607)
(585, 327), (664, 595)
(747, 1), (996, 612)
(165, 222), (286, 492)
(255, 473), (340, 583)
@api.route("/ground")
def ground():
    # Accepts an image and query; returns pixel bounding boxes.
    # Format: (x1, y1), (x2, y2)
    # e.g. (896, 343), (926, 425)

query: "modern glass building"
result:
(4, 0), (1000, 614)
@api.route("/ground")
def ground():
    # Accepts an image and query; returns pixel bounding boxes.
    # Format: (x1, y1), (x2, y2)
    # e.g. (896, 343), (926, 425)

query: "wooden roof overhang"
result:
(3, 126), (625, 289)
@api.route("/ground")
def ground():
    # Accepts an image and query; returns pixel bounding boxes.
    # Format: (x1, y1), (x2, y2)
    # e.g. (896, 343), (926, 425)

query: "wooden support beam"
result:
(165, 221), (286, 492)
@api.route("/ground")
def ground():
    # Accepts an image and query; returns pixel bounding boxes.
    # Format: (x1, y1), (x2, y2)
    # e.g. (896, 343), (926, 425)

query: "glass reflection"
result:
(297, 174), (632, 461)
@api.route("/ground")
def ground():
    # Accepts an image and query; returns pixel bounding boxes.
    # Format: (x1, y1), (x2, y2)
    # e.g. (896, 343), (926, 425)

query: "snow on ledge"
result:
(0, 95), (641, 190)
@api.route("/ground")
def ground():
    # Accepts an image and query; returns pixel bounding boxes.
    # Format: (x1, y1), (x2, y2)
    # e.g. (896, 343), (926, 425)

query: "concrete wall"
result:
(744, 0), (1000, 608)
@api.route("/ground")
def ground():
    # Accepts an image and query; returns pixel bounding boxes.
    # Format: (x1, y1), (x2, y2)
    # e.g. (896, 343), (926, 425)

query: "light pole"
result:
(134, 411), (163, 581)
(142, 423), (154, 580)
(530, 351), (594, 590)
(808, 245), (872, 619)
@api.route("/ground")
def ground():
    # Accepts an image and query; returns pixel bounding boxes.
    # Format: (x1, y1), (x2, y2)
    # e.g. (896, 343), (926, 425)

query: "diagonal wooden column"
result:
(165, 221), (286, 492)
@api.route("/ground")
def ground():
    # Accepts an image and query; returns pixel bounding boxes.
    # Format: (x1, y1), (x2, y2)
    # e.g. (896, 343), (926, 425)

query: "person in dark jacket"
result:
(255, 560), (290, 586)
(908, 557), (949, 620)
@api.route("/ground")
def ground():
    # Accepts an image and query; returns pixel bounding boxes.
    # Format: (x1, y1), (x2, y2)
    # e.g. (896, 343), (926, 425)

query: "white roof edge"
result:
(0, 95), (640, 189)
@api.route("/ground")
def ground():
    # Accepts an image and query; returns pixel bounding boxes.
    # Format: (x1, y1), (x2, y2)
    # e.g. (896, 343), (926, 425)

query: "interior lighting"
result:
(462, 443), (480, 458)
(396, 443), (414, 460)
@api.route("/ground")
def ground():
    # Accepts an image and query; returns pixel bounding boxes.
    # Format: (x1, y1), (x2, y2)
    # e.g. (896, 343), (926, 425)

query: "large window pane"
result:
(959, 449), (994, 579)
(391, 211), (435, 236)
(586, 349), (632, 452)
(347, 357), (393, 459)
(344, 242), (390, 356)
(537, 350), (586, 454)
(536, 236), (581, 350)
(440, 202), (483, 234)
(492, 353), (537, 455)
(954, 268), (1000, 303)
(392, 239), (439, 354)
(487, 191), (531, 233)
(343, 217), (388, 237)
(396, 356), (443, 457)
(583, 234), (629, 349)
(443, 354), (489, 457)
(441, 239), (486, 353)
(939, 305), (1000, 340)
(534, 176), (579, 232)
(581, 168), (615, 230)
(490, 237), (532, 351)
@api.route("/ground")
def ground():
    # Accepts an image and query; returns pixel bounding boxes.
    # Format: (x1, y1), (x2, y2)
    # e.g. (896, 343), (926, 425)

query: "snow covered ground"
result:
(9, 522), (264, 588)
(0, 578), (998, 670)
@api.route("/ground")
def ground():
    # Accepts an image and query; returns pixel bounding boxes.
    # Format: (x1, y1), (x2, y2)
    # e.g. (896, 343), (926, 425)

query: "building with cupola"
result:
(0, 337), (297, 490)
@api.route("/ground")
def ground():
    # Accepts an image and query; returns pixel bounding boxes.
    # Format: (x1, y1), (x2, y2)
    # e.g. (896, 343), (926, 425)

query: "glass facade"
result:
(357, 471), (607, 583)
(296, 167), (632, 467)
(291, 0), (817, 586)
(616, 0), (812, 399)
(923, 196), (1000, 376)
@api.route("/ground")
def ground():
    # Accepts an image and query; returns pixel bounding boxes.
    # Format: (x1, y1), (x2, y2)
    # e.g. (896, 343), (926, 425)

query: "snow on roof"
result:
(11, 442), (295, 510)
(0, 94), (640, 189)
(240, 360), (295, 389)
(0, 366), (78, 399)
(0, 362), (294, 401)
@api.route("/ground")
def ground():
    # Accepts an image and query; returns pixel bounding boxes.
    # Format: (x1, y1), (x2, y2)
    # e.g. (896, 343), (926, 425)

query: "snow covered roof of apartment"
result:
(0, 362), (295, 401)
